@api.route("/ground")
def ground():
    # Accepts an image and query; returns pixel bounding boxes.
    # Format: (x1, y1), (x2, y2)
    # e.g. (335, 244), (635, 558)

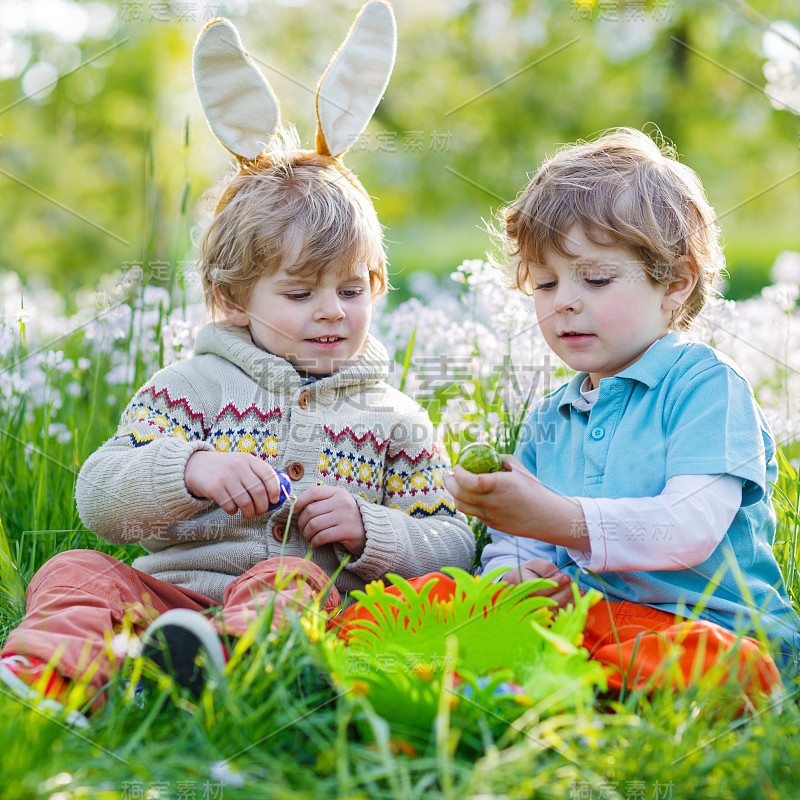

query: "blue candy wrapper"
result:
(269, 470), (293, 511)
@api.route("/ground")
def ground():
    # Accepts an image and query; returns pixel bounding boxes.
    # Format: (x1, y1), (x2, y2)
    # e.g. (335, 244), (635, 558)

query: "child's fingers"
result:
(443, 469), (491, 505)
(298, 492), (359, 535)
(293, 484), (336, 515)
(527, 573), (571, 594)
(299, 511), (339, 546)
(444, 473), (501, 522)
(450, 464), (499, 494)
(549, 581), (577, 609)
(249, 459), (282, 506)
(231, 466), (278, 517)
(239, 471), (273, 517)
(442, 472), (457, 497)
(214, 490), (239, 515)
(500, 454), (523, 471)
(225, 479), (260, 518)
(215, 483), (252, 516)
(503, 564), (551, 585)
(296, 497), (335, 532)
(539, 577), (575, 607)
(522, 558), (566, 582)
(508, 572), (571, 605)
(451, 498), (493, 522)
(500, 456), (542, 490)
(238, 465), (283, 517)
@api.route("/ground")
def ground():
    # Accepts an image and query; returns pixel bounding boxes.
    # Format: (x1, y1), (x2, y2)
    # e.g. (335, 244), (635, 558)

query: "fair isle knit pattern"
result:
(76, 323), (475, 604)
(317, 426), (452, 517)
(116, 385), (208, 445)
(318, 426), (387, 498)
(207, 404), (282, 459)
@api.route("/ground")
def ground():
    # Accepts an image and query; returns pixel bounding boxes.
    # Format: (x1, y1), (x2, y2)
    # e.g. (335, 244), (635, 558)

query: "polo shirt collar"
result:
(557, 332), (683, 418)
(557, 372), (590, 417)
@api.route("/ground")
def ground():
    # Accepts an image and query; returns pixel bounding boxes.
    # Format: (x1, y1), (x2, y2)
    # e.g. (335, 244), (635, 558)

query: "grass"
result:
(2, 283), (800, 800)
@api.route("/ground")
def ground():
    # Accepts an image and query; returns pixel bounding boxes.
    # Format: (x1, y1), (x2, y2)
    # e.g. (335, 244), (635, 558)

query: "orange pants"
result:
(335, 573), (783, 701)
(582, 597), (781, 697)
(333, 572), (460, 639)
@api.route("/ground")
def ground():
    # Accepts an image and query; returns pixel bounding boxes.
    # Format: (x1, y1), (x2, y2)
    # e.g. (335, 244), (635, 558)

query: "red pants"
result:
(1, 550), (340, 694)
(2, 552), (781, 702)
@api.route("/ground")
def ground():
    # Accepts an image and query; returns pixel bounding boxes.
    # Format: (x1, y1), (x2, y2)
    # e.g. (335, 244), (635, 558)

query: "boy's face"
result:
(531, 225), (674, 388)
(227, 262), (373, 377)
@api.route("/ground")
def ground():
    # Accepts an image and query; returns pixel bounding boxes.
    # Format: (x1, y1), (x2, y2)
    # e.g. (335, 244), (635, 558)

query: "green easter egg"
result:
(456, 443), (503, 474)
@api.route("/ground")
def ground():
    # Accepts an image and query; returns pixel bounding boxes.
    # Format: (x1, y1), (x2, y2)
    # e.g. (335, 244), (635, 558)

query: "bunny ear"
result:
(193, 18), (280, 161)
(315, 1), (396, 159)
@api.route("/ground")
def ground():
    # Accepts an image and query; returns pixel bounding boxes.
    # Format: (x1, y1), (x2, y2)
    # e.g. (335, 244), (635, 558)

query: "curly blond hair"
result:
(500, 128), (723, 331)
(197, 127), (387, 316)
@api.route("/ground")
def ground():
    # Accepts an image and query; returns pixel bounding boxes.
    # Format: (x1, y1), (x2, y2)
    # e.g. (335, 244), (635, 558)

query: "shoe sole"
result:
(0, 661), (90, 728)
(140, 609), (226, 698)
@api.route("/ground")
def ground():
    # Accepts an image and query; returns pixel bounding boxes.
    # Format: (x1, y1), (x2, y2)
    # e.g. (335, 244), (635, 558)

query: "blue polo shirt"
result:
(494, 333), (799, 667)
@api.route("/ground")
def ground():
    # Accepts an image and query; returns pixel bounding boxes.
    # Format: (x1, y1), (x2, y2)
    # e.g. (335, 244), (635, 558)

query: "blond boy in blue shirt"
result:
(446, 128), (798, 698)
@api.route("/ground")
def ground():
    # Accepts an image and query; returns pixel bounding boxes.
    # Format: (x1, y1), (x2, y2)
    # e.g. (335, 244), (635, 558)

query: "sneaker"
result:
(0, 654), (89, 728)
(140, 609), (227, 698)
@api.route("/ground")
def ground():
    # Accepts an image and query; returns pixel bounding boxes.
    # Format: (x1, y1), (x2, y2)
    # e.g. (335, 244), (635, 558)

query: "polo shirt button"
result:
(272, 523), (288, 542)
(287, 462), (304, 480)
(591, 427), (605, 440)
(298, 390), (311, 409)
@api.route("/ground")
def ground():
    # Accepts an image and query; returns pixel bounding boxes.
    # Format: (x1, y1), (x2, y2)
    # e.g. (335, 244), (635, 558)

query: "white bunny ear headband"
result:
(193, 0), (396, 209)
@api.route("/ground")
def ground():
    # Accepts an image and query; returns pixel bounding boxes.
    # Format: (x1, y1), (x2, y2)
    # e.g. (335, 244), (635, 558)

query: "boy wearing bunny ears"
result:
(0, 2), (474, 724)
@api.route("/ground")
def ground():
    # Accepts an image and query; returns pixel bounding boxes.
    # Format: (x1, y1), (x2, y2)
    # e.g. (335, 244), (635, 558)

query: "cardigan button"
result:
(271, 523), (288, 542)
(590, 427), (605, 440)
(298, 390), (311, 409)
(287, 462), (304, 480)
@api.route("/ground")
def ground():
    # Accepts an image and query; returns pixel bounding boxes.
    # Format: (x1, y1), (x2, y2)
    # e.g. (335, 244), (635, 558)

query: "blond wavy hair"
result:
(198, 128), (387, 316)
(500, 128), (723, 331)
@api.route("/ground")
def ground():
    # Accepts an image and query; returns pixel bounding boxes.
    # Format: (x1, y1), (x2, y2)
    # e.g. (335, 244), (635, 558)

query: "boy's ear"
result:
(213, 283), (250, 327)
(662, 256), (698, 311)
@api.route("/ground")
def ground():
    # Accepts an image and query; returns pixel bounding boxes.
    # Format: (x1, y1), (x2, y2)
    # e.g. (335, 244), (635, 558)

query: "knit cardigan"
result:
(75, 323), (475, 604)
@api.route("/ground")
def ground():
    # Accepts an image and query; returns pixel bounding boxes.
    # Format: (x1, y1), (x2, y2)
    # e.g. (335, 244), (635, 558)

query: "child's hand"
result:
(293, 485), (367, 557)
(184, 451), (284, 519)
(443, 455), (587, 546)
(500, 557), (580, 610)
(443, 454), (546, 534)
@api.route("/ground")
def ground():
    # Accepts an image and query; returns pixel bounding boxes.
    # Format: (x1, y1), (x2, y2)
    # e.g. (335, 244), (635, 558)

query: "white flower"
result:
(770, 251), (800, 285)
(209, 760), (245, 788)
(762, 21), (800, 115)
(110, 631), (142, 659)
(105, 363), (134, 387)
(47, 422), (72, 444)
(142, 284), (170, 307)
(763, 20), (800, 63)
(42, 350), (62, 369)
(761, 282), (799, 313)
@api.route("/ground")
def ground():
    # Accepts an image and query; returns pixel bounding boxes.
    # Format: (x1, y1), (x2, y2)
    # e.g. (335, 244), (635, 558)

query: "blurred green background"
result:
(0, 0), (798, 306)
